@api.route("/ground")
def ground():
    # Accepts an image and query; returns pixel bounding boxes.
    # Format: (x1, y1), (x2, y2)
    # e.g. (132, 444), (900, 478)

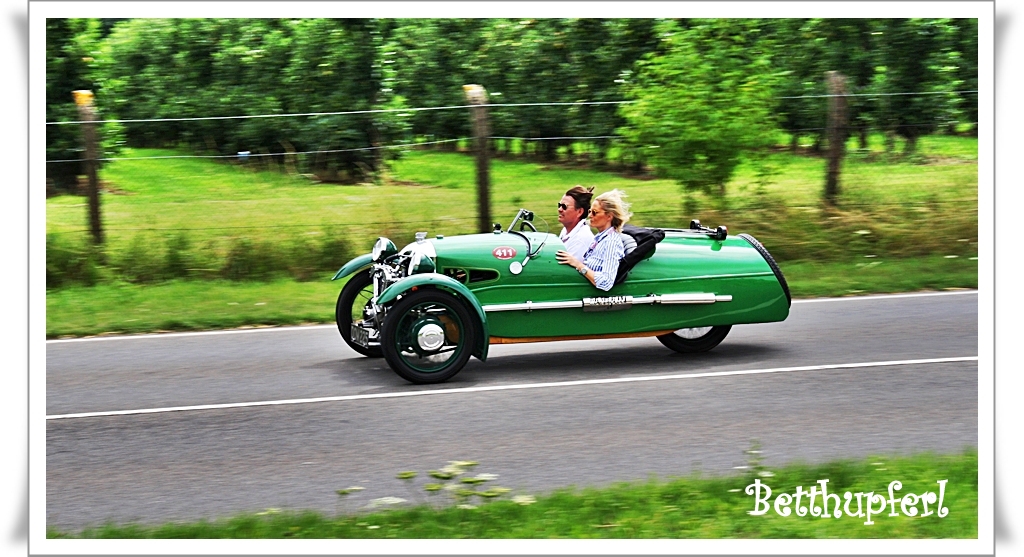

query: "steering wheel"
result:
(519, 220), (537, 232)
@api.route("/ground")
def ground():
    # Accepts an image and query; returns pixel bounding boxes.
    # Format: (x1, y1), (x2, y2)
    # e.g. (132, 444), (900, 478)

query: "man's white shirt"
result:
(559, 219), (595, 261)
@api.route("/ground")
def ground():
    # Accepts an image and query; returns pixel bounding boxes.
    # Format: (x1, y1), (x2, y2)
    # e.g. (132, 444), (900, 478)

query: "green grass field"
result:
(45, 134), (979, 337)
(47, 133), (977, 256)
(48, 450), (977, 539)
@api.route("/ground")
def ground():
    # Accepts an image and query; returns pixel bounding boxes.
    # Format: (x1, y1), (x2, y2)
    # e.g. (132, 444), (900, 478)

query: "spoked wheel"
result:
(381, 289), (476, 384)
(657, 325), (732, 354)
(336, 270), (383, 357)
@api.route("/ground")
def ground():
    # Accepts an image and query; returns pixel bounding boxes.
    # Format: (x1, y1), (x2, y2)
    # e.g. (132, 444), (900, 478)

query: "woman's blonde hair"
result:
(594, 189), (632, 232)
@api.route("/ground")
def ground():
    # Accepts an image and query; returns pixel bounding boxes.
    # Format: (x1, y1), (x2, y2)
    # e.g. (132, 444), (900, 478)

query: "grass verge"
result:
(45, 138), (978, 336)
(781, 254), (978, 299)
(47, 450), (977, 539)
(45, 255), (977, 338)
(46, 277), (342, 338)
(46, 139), (977, 286)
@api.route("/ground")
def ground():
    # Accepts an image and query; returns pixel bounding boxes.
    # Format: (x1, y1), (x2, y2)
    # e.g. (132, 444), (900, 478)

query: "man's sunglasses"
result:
(557, 202), (573, 211)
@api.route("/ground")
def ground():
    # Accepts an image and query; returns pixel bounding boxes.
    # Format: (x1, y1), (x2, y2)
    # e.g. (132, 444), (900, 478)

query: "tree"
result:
(390, 19), (483, 146)
(871, 18), (956, 154)
(768, 18), (877, 152)
(97, 18), (399, 182)
(619, 19), (780, 195)
(565, 19), (658, 164)
(80, 17), (977, 179)
(282, 18), (394, 180)
(494, 18), (577, 161)
(769, 18), (828, 152)
(946, 18), (978, 135)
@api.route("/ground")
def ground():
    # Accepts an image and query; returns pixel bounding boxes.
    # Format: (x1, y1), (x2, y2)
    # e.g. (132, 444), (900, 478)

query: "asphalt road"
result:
(46, 291), (979, 530)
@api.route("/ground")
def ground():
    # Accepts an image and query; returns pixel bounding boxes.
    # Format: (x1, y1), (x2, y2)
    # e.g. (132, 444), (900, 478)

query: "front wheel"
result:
(657, 325), (732, 354)
(336, 270), (383, 358)
(381, 289), (477, 384)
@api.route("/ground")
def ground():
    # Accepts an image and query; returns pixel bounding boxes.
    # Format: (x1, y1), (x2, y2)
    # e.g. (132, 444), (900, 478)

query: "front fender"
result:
(331, 253), (374, 281)
(378, 274), (489, 362)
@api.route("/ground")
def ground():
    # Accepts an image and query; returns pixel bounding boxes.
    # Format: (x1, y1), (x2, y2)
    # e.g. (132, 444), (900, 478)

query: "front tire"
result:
(381, 289), (476, 384)
(657, 325), (732, 354)
(336, 270), (382, 358)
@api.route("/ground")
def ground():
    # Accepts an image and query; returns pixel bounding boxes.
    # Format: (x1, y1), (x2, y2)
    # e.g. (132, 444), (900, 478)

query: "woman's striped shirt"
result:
(582, 228), (625, 291)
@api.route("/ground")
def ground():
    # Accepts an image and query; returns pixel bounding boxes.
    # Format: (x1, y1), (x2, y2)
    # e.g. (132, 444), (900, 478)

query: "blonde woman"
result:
(555, 189), (632, 291)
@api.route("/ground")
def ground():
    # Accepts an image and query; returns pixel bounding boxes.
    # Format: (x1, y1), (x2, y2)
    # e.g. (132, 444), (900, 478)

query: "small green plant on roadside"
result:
(285, 235), (319, 282)
(749, 152), (781, 195)
(395, 471), (426, 506)
(318, 226), (355, 276)
(222, 238), (259, 280)
(164, 232), (192, 279)
(222, 238), (283, 281)
(46, 233), (102, 288)
(117, 233), (163, 283)
(340, 461), (517, 515)
(415, 460), (514, 509)
(740, 440), (775, 483)
(334, 486), (364, 516)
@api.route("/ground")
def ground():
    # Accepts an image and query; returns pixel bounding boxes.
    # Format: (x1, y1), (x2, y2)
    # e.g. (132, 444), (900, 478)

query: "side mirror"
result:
(493, 223), (502, 233)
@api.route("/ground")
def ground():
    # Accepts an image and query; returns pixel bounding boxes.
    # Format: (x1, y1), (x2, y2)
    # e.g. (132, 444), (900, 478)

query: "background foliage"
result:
(46, 17), (977, 191)
(620, 19), (781, 193)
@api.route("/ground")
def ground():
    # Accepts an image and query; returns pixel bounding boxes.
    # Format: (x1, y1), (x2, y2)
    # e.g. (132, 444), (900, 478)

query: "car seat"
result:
(614, 224), (665, 285)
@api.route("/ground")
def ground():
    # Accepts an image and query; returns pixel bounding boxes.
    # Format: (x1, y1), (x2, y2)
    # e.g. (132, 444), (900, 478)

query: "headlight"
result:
(372, 237), (398, 262)
(399, 238), (437, 275)
(409, 251), (436, 274)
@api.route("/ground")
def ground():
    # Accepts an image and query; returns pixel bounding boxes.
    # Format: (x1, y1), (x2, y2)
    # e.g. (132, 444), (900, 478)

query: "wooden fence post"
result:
(73, 90), (104, 245)
(463, 84), (491, 233)
(824, 72), (848, 206)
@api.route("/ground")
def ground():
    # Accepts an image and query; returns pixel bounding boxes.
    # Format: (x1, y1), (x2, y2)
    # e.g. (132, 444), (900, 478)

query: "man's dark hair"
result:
(565, 185), (594, 214)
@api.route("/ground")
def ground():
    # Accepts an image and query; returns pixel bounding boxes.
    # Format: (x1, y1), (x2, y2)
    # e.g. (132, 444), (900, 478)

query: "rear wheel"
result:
(657, 325), (732, 353)
(336, 270), (382, 357)
(381, 289), (476, 384)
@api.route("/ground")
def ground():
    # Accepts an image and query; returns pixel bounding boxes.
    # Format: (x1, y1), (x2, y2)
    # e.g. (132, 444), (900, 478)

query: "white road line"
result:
(46, 356), (977, 421)
(792, 290), (978, 304)
(45, 290), (978, 344)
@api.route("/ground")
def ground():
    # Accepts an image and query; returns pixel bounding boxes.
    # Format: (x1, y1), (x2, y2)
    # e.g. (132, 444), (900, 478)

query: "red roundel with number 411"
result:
(492, 246), (517, 260)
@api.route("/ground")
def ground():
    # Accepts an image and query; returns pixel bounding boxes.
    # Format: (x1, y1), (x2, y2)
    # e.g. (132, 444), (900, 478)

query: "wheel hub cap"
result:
(675, 326), (713, 339)
(416, 323), (446, 351)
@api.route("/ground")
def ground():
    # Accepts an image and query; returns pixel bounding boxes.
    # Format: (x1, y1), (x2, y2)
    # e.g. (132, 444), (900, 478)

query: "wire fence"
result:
(46, 200), (980, 236)
(45, 138), (471, 164)
(44, 125), (977, 163)
(46, 90), (979, 127)
(46, 100), (637, 127)
(47, 135), (642, 163)
(44, 89), (979, 165)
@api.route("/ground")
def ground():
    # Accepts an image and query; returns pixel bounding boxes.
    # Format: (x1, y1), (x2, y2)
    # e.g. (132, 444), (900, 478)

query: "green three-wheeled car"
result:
(332, 209), (790, 384)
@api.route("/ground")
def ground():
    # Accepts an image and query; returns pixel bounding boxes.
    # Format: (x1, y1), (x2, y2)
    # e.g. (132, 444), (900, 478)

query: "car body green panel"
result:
(331, 253), (374, 281)
(377, 273), (490, 361)
(428, 230), (789, 338)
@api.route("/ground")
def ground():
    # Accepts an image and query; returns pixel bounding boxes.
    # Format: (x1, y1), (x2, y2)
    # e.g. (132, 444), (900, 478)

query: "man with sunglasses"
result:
(556, 185), (595, 261)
